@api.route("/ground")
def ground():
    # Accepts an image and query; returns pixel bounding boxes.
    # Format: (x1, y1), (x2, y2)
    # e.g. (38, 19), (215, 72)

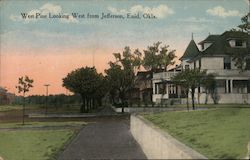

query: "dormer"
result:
(228, 38), (247, 48)
(200, 42), (212, 50)
(198, 34), (220, 51)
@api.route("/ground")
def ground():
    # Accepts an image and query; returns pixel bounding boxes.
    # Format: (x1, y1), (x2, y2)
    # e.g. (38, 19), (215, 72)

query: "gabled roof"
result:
(199, 31), (250, 57)
(179, 40), (200, 60)
(185, 31), (250, 63)
(198, 35), (220, 44)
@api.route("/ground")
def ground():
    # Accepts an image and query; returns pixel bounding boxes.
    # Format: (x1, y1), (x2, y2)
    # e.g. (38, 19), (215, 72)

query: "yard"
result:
(0, 122), (85, 160)
(144, 107), (250, 159)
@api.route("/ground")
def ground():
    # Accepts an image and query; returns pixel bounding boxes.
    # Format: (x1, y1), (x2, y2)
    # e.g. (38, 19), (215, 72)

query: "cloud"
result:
(40, 3), (62, 14)
(108, 4), (174, 19)
(9, 3), (78, 23)
(178, 17), (212, 23)
(9, 14), (21, 21)
(206, 6), (242, 18)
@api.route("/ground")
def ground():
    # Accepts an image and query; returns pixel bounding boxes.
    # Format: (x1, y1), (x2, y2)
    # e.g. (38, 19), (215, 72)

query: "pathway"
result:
(58, 115), (147, 159)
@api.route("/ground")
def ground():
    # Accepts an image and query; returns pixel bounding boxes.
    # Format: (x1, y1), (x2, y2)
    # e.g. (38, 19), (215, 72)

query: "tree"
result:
(238, 10), (250, 33)
(203, 73), (219, 104)
(62, 67), (104, 113)
(105, 47), (142, 112)
(230, 9), (250, 71)
(16, 76), (33, 125)
(143, 42), (176, 73)
(172, 69), (206, 110)
(172, 70), (191, 111)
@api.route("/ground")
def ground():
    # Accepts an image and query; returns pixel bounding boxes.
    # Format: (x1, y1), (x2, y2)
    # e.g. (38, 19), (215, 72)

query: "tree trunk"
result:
(191, 88), (195, 110)
(80, 95), (85, 113)
(86, 99), (89, 112)
(22, 92), (25, 125)
(186, 90), (189, 111)
(119, 90), (125, 113)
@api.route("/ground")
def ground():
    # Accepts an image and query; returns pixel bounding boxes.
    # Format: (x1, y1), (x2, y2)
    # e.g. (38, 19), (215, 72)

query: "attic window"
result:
(235, 40), (243, 47)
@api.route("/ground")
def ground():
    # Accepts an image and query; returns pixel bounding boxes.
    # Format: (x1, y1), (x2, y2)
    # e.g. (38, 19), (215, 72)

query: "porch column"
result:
(230, 79), (233, 93)
(156, 84), (159, 94)
(165, 84), (169, 98)
(226, 79), (228, 93)
(153, 82), (155, 94)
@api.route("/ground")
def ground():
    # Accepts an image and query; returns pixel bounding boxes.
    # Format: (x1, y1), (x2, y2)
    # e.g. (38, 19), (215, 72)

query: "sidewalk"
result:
(58, 116), (147, 159)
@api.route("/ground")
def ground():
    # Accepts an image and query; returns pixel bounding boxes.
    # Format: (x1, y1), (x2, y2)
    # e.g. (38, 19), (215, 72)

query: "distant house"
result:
(152, 31), (250, 104)
(134, 71), (152, 103)
(0, 87), (15, 104)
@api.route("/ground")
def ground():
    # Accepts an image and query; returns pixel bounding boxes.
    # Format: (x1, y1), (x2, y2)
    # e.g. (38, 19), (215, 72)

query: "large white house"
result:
(152, 31), (250, 104)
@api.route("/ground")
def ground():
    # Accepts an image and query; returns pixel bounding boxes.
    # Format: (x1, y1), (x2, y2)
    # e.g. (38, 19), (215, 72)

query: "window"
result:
(185, 65), (189, 70)
(235, 40), (243, 47)
(194, 61), (196, 68)
(224, 57), (231, 69)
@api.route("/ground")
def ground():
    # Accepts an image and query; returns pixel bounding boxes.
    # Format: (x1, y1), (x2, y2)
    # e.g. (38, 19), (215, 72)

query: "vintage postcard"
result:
(0, 0), (249, 159)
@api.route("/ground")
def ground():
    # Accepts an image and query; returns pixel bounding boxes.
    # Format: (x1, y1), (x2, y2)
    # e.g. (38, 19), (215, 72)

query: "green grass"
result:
(0, 105), (22, 112)
(144, 108), (250, 159)
(0, 121), (86, 128)
(0, 130), (74, 160)
(0, 121), (86, 160)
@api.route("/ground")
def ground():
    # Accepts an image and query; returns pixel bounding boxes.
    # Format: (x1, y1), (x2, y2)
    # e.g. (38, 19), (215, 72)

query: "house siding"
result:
(152, 31), (250, 104)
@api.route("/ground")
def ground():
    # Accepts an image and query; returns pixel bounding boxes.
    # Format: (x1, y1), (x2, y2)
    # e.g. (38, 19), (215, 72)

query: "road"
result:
(58, 115), (147, 159)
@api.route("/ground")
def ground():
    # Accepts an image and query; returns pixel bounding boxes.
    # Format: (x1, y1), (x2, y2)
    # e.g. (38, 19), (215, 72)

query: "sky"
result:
(0, 0), (248, 95)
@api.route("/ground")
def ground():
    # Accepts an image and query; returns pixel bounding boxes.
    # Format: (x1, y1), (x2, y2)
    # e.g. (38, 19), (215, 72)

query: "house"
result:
(152, 31), (250, 104)
(134, 71), (152, 103)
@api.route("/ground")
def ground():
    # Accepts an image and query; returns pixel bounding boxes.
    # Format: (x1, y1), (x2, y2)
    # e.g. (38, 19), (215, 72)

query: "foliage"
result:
(143, 42), (176, 72)
(172, 69), (207, 110)
(15, 75), (34, 125)
(16, 76), (34, 96)
(203, 73), (220, 104)
(105, 47), (142, 112)
(144, 108), (250, 159)
(232, 10), (250, 71)
(238, 11), (250, 33)
(62, 67), (105, 113)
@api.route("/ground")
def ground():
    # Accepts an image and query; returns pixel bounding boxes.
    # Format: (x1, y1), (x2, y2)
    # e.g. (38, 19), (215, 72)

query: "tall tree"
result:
(16, 76), (33, 125)
(62, 67), (104, 113)
(230, 9), (250, 71)
(238, 10), (250, 33)
(203, 73), (219, 104)
(172, 69), (206, 110)
(143, 42), (176, 73)
(105, 47), (142, 112)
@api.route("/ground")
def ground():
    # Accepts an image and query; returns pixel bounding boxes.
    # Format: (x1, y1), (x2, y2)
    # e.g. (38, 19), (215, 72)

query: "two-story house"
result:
(152, 31), (250, 104)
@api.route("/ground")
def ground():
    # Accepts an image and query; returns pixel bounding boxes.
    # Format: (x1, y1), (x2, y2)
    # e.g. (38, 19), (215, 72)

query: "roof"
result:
(179, 40), (200, 60)
(0, 87), (7, 93)
(198, 35), (220, 44)
(200, 31), (250, 56)
(136, 71), (152, 80)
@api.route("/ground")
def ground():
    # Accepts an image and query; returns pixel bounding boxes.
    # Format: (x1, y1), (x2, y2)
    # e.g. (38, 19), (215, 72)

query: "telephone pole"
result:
(44, 84), (50, 114)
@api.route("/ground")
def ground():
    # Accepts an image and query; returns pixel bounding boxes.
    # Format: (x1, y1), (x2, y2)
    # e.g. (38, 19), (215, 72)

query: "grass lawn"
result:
(144, 108), (250, 159)
(0, 104), (81, 113)
(0, 121), (86, 128)
(0, 105), (23, 112)
(0, 122), (85, 160)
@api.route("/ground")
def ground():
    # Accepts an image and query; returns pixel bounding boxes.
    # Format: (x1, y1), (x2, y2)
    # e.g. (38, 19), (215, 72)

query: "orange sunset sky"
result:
(0, 0), (247, 95)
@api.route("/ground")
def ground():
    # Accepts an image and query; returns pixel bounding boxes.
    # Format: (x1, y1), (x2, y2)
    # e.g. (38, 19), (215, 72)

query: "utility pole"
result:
(44, 84), (50, 114)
